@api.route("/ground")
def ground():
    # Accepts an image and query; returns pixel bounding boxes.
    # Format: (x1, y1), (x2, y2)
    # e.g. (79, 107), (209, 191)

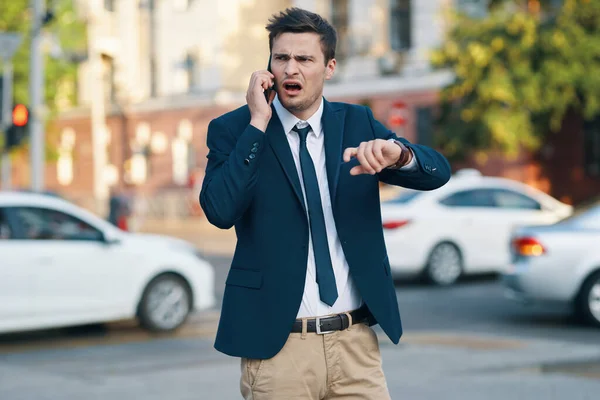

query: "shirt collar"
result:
(273, 96), (324, 138)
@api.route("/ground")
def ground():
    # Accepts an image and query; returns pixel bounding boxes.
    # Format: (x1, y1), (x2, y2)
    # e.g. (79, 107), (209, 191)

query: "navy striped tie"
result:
(293, 123), (338, 306)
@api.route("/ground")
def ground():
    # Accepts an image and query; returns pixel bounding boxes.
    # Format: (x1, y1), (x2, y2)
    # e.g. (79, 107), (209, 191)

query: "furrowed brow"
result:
(295, 54), (314, 61)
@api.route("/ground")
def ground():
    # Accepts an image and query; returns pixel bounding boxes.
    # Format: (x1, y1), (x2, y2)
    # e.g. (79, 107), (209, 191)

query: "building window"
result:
(178, 119), (193, 142)
(331, 0), (350, 60)
(175, 52), (199, 93)
(150, 59), (157, 97)
(57, 128), (76, 186)
(127, 154), (148, 185)
(126, 122), (152, 185)
(186, 52), (199, 92)
(148, 0), (158, 98)
(101, 55), (116, 104)
(172, 139), (189, 186)
(390, 0), (411, 52)
(172, 120), (195, 185)
(584, 116), (600, 177)
(104, 0), (115, 12)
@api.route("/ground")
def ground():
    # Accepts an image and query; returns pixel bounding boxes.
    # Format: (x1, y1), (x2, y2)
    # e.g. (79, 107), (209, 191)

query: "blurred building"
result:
(37, 0), (470, 205)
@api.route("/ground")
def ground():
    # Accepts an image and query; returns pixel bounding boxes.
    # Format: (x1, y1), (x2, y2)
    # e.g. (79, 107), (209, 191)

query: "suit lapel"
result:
(267, 110), (306, 212)
(322, 100), (345, 202)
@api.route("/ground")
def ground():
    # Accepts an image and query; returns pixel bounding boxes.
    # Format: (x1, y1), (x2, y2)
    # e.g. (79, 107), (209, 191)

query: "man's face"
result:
(270, 32), (336, 119)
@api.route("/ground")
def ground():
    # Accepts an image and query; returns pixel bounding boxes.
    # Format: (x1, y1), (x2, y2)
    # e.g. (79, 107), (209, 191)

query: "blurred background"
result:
(1, 1), (600, 399)
(3, 0), (599, 216)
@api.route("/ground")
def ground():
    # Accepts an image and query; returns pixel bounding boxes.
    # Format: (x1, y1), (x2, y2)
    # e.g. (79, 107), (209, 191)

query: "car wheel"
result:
(577, 271), (600, 328)
(138, 274), (192, 332)
(425, 242), (463, 286)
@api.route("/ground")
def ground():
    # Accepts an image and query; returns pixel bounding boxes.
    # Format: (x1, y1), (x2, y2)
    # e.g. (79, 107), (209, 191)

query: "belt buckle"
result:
(315, 317), (335, 334)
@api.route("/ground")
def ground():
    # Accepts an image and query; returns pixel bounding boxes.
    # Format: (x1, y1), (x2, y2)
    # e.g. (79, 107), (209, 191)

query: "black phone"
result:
(264, 55), (274, 102)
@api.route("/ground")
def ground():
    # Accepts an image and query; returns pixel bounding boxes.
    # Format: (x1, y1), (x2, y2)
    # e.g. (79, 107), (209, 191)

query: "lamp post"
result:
(87, 0), (110, 211)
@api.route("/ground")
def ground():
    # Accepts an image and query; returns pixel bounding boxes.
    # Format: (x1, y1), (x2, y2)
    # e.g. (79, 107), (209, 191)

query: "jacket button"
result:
(251, 147), (258, 153)
(249, 154), (256, 159)
(244, 159), (250, 165)
(253, 142), (259, 148)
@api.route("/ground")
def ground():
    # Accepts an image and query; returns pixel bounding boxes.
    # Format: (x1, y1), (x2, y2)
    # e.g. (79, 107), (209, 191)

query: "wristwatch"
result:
(388, 139), (412, 169)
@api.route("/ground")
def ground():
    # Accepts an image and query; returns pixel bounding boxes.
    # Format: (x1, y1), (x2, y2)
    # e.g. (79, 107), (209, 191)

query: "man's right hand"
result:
(247, 70), (276, 132)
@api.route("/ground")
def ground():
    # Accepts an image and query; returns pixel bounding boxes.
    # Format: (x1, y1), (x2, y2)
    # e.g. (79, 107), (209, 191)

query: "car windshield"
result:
(384, 190), (422, 205)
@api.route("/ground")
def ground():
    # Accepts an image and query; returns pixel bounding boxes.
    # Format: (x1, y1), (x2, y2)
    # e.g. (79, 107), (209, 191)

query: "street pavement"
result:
(1, 324), (600, 399)
(1, 222), (599, 399)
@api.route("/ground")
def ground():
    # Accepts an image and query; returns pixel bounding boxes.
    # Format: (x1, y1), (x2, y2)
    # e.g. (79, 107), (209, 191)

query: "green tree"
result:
(0, 1), (86, 142)
(431, 0), (600, 161)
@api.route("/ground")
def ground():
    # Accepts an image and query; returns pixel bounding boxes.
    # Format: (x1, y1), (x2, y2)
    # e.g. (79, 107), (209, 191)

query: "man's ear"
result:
(325, 58), (336, 80)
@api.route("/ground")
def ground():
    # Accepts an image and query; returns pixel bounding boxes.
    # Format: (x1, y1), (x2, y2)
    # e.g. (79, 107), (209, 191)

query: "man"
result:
(200, 7), (451, 399)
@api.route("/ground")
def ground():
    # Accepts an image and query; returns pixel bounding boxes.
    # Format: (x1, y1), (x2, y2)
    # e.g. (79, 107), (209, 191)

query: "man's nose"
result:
(284, 60), (300, 75)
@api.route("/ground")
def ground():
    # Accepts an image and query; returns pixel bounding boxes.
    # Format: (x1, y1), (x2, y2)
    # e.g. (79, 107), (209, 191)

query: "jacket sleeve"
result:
(365, 107), (452, 191)
(199, 118), (266, 229)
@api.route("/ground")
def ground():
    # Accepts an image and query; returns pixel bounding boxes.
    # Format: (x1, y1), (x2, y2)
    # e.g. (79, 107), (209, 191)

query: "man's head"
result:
(266, 8), (337, 120)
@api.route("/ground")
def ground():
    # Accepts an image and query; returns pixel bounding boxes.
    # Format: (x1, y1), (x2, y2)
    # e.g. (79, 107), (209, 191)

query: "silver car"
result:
(503, 203), (600, 327)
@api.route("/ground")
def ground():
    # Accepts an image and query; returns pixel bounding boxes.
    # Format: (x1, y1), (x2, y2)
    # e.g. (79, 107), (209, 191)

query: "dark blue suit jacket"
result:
(200, 99), (451, 359)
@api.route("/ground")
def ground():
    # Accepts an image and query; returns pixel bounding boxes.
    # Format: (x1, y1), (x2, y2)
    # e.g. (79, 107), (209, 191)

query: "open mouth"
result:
(283, 82), (303, 95)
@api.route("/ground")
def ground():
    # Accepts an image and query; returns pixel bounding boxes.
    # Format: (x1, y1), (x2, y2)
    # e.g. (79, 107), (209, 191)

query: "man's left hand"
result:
(343, 139), (404, 176)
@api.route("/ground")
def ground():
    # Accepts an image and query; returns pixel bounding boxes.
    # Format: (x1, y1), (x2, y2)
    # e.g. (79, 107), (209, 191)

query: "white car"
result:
(381, 170), (573, 285)
(503, 203), (600, 327)
(0, 191), (215, 334)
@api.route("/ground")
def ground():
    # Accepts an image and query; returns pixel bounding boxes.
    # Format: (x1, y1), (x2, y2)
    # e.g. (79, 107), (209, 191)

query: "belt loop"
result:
(301, 318), (308, 339)
(344, 312), (353, 331)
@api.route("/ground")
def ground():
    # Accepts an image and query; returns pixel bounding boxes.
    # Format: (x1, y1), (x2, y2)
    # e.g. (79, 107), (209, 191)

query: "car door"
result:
(438, 189), (501, 271)
(4, 206), (131, 324)
(0, 207), (39, 329)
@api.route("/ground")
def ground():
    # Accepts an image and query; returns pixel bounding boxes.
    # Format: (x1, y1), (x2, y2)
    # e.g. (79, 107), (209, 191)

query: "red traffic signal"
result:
(12, 104), (29, 127)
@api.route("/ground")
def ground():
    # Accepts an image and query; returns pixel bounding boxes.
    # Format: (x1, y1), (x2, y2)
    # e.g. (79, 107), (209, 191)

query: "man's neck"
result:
(273, 96), (325, 135)
(288, 99), (322, 121)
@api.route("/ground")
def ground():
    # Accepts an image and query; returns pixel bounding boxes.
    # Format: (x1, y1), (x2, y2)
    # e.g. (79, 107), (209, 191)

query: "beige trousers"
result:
(240, 321), (391, 400)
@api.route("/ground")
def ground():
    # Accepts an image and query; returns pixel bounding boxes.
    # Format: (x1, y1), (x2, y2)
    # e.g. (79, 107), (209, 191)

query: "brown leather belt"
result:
(291, 305), (371, 334)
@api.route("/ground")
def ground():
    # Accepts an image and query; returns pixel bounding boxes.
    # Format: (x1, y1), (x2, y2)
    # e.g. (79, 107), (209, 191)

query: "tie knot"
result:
(293, 124), (311, 142)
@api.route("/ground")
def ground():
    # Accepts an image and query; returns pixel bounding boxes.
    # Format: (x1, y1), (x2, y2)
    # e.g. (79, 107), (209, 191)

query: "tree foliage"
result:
(0, 0), (86, 117)
(431, 0), (600, 160)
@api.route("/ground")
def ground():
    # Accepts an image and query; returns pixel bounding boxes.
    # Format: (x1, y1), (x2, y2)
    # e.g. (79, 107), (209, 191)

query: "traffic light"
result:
(5, 104), (29, 150)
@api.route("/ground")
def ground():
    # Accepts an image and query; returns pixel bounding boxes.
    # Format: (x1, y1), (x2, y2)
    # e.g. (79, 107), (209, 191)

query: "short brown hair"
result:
(265, 7), (337, 63)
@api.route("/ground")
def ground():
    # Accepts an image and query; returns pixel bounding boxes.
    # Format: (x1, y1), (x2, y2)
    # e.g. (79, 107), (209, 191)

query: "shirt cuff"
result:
(399, 149), (417, 171)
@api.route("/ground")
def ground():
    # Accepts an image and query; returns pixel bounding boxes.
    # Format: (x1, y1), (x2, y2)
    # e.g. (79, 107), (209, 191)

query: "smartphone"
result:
(264, 55), (274, 103)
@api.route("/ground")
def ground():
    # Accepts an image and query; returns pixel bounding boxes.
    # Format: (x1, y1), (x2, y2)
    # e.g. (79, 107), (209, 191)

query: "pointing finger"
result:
(350, 165), (367, 176)
(343, 147), (357, 162)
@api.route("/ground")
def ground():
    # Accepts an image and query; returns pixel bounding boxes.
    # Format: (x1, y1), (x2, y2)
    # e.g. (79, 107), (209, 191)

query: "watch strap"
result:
(388, 139), (411, 169)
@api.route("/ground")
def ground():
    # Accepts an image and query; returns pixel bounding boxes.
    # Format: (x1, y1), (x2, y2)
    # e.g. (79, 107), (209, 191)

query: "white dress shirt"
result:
(272, 96), (416, 318)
